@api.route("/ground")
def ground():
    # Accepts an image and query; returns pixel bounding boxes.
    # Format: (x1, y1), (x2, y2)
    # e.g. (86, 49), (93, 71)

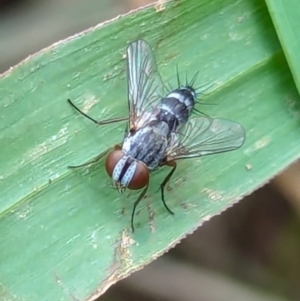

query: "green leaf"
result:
(265, 0), (300, 94)
(0, 0), (299, 300)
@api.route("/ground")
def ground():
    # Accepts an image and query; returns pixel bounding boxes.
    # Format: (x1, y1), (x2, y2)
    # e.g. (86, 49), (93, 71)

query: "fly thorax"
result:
(112, 155), (137, 188)
(123, 126), (152, 154)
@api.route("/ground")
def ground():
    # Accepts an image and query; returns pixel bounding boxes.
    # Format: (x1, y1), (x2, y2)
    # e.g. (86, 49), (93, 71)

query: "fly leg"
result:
(67, 99), (128, 125)
(131, 185), (149, 232)
(68, 145), (121, 169)
(159, 161), (176, 215)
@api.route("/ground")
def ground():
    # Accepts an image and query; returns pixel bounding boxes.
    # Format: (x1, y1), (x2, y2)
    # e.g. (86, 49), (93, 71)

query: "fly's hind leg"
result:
(159, 161), (176, 215)
(67, 99), (128, 125)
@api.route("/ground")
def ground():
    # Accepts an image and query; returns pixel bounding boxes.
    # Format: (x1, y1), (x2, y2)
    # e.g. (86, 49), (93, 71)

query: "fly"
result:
(67, 40), (246, 232)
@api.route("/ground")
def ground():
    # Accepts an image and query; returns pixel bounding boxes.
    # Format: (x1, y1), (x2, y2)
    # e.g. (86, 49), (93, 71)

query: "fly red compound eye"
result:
(106, 150), (149, 190)
(105, 150), (124, 177)
(127, 162), (149, 190)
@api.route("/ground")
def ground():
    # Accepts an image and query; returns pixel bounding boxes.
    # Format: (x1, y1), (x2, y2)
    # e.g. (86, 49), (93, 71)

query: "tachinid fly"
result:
(68, 40), (245, 232)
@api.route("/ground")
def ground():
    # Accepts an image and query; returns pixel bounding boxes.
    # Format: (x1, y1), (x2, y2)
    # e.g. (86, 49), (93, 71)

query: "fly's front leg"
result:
(159, 161), (176, 215)
(68, 145), (122, 169)
(131, 184), (149, 232)
(67, 99), (128, 125)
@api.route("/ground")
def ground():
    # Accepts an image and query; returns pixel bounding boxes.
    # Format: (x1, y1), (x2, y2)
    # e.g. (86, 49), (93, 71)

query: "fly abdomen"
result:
(154, 109), (179, 132)
(158, 87), (196, 130)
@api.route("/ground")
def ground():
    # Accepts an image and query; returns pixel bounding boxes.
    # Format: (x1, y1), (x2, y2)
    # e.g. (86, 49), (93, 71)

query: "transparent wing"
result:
(166, 116), (245, 161)
(127, 40), (164, 129)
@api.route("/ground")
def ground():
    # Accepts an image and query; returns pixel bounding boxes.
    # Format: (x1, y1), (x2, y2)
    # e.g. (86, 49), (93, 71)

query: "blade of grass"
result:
(0, 0), (300, 300)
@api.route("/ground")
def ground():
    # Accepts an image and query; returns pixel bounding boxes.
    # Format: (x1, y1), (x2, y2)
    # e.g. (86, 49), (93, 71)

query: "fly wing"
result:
(165, 116), (245, 161)
(127, 40), (164, 130)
